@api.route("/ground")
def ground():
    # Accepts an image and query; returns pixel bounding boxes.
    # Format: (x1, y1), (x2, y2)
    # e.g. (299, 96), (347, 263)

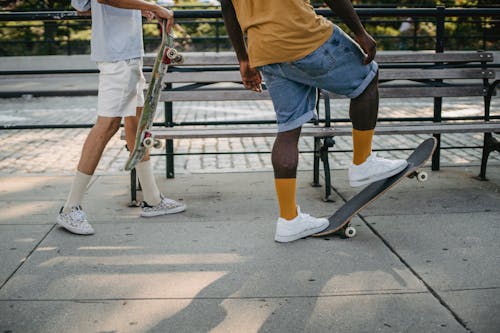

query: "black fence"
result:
(0, 7), (499, 56)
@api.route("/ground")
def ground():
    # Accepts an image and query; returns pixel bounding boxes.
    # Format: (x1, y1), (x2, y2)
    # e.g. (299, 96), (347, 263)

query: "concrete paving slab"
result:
(366, 212), (500, 290)
(85, 172), (338, 223)
(0, 219), (426, 300)
(0, 175), (73, 202)
(0, 225), (52, 286)
(0, 293), (466, 333)
(440, 289), (500, 333)
(332, 167), (500, 217)
(0, 200), (60, 225)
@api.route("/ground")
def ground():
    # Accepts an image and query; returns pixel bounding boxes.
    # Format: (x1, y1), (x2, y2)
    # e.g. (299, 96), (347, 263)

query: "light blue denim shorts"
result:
(258, 25), (378, 132)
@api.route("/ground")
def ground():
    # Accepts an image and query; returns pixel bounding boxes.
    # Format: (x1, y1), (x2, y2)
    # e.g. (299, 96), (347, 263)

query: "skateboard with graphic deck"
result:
(314, 137), (437, 238)
(125, 20), (184, 171)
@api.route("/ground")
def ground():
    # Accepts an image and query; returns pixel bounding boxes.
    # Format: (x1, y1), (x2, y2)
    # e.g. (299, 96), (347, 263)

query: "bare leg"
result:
(349, 72), (379, 131)
(77, 116), (122, 175)
(349, 73), (379, 165)
(272, 127), (301, 220)
(272, 127), (302, 178)
(124, 106), (161, 205)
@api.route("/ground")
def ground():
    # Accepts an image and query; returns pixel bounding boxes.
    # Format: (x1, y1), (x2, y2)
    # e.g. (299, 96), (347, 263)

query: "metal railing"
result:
(0, 7), (499, 56)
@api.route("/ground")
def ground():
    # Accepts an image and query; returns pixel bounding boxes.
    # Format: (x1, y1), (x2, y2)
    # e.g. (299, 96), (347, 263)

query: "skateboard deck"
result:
(125, 20), (183, 171)
(314, 137), (437, 238)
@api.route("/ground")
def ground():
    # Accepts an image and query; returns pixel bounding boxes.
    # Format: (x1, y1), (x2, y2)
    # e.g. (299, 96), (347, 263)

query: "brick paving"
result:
(0, 95), (498, 175)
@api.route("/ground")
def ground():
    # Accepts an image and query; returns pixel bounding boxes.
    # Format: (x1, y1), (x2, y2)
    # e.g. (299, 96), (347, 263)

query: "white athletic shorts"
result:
(96, 58), (146, 118)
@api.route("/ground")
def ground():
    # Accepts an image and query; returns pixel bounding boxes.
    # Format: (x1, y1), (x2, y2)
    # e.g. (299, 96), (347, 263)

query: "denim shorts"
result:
(258, 25), (378, 132)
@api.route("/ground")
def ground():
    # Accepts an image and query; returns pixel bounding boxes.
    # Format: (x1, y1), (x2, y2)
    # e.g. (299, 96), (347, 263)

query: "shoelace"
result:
(69, 208), (86, 221)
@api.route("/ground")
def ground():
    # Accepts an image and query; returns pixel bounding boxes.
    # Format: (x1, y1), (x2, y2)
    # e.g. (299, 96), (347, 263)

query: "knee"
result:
(357, 71), (379, 101)
(108, 118), (122, 134)
(96, 117), (121, 136)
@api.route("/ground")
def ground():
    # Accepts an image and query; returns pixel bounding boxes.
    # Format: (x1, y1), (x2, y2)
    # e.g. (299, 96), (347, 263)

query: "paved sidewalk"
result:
(0, 95), (499, 332)
(0, 166), (499, 332)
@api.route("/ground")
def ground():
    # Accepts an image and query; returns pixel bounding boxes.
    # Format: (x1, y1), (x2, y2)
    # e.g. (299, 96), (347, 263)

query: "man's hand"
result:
(97, 0), (174, 33)
(354, 31), (377, 64)
(239, 60), (262, 93)
(141, 10), (155, 21)
(153, 6), (174, 33)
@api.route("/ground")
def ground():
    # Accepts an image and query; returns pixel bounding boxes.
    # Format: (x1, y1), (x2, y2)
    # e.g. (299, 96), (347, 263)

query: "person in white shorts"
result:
(57, 0), (186, 235)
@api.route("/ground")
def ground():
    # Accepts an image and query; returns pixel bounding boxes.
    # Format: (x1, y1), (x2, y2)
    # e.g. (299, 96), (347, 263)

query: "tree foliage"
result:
(1, 0), (498, 55)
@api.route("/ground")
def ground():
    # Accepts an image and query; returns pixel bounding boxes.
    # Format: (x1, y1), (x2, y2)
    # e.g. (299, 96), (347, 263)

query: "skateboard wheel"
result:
(173, 54), (184, 64)
(417, 171), (428, 182)
(153, 139), (163, 149)
(166, 48), (178, 60)
(344, 226), (357, 238)
(143, 137), (155, 149)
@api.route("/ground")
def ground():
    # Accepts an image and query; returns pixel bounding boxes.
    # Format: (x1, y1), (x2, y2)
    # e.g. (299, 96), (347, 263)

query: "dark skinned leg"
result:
(272, 127), (302, 220)
(349, 73), (379, 165)
(349, 72), (379, 131)
(272, 127), (302, 178)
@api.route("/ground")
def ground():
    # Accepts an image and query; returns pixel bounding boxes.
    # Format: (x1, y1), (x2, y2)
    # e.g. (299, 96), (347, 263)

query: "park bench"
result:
(125, 50), (499, 204)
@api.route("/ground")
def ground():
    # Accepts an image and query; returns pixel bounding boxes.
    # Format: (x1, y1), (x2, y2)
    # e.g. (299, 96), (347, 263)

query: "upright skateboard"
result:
(314, 137), (437, 238)
(125, 20), (183, 171)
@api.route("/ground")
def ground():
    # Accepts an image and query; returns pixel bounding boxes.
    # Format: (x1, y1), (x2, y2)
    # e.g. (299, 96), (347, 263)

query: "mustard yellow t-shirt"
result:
(231, 0), (334, 67)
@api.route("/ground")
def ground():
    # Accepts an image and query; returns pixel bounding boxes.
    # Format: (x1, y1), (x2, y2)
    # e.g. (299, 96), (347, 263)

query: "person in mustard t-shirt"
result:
(221, 0), (408, 243)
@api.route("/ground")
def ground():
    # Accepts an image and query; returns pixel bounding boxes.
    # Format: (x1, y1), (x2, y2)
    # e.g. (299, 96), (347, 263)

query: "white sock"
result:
(135, 160), (162, 206)
(63, 170), (92, 213)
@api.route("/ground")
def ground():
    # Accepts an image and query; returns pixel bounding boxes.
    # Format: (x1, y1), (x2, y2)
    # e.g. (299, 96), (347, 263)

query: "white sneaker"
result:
(348, 153), (408, 187)
(141, 194), (186, 217)
(57, 206), (94, 235)
(274, 207), (329, 243)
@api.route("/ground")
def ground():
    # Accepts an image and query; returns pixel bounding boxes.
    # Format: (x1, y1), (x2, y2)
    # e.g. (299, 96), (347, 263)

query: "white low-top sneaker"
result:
(57, 206), (94, 235)
(348, 153), (408, 187)
(141, 194), (186, 217)
(274, 206), (329, 243)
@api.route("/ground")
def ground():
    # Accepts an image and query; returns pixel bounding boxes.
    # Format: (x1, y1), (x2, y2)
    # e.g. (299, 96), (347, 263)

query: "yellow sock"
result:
(274, 178), (298, 220)
(352, 129), (374, 165)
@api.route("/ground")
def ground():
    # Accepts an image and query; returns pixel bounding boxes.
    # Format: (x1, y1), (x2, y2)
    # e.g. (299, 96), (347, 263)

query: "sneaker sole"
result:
(140, 205), (186, 218)
(350, 162), (408, 187)
(56, 219), (94, 235)
(274, 221), (329, 243)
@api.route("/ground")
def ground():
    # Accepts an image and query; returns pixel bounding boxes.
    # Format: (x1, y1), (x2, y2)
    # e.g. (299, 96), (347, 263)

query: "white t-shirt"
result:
(71, 0), (144, 62)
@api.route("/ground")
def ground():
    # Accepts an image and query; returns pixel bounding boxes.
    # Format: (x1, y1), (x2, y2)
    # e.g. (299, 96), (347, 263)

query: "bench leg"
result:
(129, 169), (141, 207)
(320, 137), (336, 202)
(432, 134), (441, 171)
(478, 133), (500, 181)
(478, 79), (499, 180)
(311, 137), (321, 187)
(166, 139), (175, 178)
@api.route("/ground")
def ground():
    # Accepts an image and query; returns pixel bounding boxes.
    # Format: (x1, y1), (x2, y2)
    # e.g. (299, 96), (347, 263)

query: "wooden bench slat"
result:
(160, 89), (271, 101)
(146, 122), (500, 139)
(156, 68), (495, 84)
(158, 85), (486, 102)
(144, 51), (494, 66)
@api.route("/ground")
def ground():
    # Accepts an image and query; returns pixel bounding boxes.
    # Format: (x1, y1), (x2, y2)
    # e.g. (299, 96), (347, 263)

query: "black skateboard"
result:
(314, 137), (437, 238)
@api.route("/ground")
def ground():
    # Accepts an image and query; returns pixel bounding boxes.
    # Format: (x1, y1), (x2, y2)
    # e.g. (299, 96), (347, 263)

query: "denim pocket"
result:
(289, 41), (336, 76)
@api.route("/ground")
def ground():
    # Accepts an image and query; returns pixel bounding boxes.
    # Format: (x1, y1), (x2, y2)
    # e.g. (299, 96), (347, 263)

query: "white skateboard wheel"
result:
(166, 48), (178, 60)
(153, 139), (163, 149)
(417, 171), (428, 182)
(344, 226), (356, 238)
(143, 137), (154, 149)
(174, 54), (184, 64)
